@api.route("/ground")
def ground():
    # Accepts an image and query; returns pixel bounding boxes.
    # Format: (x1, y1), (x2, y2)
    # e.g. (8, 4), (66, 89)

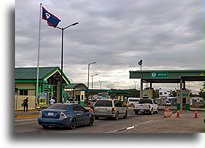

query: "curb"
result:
(15, 113), (39, 118)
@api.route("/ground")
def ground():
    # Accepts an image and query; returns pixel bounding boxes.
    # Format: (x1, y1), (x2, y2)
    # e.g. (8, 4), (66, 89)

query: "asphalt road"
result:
(14, 110), (204, 134)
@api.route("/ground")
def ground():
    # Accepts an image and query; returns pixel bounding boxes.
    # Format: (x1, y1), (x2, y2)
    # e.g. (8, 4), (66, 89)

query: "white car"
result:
(93, 99), (128, 120)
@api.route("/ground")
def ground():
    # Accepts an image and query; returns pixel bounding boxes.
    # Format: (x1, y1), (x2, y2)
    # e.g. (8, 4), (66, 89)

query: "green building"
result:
(15, 67), (70, 110)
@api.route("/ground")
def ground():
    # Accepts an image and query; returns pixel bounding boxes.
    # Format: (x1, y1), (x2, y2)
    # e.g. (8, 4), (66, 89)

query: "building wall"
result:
(16, 83), (35, 96)
(14, 95), (36, 110)
(143, 90), (153, 98)
(16, 83), (35, 89)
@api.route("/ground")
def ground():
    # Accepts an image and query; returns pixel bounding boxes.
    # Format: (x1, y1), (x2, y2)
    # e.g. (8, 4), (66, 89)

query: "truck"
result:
(134, 99), (158, 115)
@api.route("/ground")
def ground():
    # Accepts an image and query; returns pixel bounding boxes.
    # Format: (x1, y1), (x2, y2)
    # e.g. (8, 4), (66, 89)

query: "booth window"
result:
(19, 90), (28, 95)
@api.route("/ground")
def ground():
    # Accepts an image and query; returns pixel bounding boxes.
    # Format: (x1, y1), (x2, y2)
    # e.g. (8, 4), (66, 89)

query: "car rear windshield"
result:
(94, 100), (112, 107)
(47, 104), (70, 110)
(139, 99), (153, 104)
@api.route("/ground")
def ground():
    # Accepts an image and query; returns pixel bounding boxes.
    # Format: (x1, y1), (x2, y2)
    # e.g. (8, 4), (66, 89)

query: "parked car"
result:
(38, 103), (94, 129)
(93, 99), (128, 120)
(134, 99), (158, 115)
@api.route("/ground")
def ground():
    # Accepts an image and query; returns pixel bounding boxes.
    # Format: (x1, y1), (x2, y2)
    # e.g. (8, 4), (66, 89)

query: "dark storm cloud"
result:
(15, 0), (203, 89)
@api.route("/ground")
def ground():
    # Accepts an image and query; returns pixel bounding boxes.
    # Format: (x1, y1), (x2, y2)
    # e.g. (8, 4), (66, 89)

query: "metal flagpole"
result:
(36, 3), (42, 106)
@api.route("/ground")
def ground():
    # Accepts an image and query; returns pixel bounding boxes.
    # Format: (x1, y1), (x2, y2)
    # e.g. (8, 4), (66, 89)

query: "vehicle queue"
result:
(38, 98), (159, 130)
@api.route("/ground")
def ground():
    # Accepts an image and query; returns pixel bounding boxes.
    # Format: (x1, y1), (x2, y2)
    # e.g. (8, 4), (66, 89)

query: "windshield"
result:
(94, 100), (112, 107)
(139, 99), (153, 104)
(47, 104), (70, 110)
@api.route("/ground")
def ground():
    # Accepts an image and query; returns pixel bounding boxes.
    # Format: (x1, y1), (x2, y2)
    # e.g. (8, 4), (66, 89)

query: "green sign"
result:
(150, 72), (168, 78)
(63, 93), (68, 99)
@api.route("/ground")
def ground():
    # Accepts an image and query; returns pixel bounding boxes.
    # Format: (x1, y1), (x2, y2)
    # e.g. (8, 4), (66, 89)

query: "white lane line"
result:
(105, 120), (154, 133)
(126, 126), (134, 130)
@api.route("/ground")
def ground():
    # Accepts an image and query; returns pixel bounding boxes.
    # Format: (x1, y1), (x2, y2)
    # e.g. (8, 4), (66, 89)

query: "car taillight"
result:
(60, 112), (67, 118)
(112, 108), (115, 112)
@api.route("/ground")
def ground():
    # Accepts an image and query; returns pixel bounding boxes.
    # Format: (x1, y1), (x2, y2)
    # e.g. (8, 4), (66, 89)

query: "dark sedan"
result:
(38, 103), (94, 129)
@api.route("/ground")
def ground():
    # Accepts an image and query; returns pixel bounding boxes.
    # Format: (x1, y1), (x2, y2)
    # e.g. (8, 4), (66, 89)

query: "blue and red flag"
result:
(42, 7), (61, 28)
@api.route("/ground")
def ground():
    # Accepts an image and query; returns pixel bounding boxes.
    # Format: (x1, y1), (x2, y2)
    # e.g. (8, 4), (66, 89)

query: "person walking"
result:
(22, 97), (28, 112)
(50, 96), (56, 105)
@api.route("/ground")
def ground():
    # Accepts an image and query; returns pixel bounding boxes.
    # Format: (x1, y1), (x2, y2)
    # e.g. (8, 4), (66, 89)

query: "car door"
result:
(73, 105), (84, 125)
(78, 106), (90, 125)
(114, 100), (123, 116)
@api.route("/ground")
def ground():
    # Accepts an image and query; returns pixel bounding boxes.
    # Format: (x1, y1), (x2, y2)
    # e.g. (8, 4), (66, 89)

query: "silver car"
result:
(93, 99), (128, 120)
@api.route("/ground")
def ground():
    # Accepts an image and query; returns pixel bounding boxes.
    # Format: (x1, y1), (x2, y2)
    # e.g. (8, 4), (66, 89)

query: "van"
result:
(127, 97), (140, 107)
(93, 99), (128, 120)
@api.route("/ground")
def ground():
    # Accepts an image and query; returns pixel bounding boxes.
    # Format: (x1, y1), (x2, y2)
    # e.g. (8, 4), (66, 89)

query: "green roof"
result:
(15, 67), (57, 80)
(65, 83), (87, 89)
(15, 67), (70, 84)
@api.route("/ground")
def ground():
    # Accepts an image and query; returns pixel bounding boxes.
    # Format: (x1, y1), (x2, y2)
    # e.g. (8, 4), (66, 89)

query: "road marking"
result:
(126, 126), (134, 130)
(105, 120), (154, 133)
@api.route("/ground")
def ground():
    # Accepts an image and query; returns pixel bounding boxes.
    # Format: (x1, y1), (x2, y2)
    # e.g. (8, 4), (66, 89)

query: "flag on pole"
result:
(42, 7), (61, 27)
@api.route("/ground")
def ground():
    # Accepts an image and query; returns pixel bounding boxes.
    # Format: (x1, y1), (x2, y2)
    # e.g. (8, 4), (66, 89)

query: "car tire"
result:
(115, 112), (119, 120)
(95, 116), (99, 120)
(135, 110), (139, 115)
(69, 119), (76, 130)
(150, 108), (154, 115)
(42, 125), (49, 129)
(88, 116), (94, 126)
(123, 111), (127, 119)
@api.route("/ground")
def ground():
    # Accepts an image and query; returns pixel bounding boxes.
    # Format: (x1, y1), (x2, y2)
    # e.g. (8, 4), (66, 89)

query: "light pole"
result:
(56, 22), (79, 103)
(91, 74), (98, 89)
(87, 62), (96, 89)
(134, 81), (137, 89)
(138, 60), (143, 100)
(99, 81), (103, 89)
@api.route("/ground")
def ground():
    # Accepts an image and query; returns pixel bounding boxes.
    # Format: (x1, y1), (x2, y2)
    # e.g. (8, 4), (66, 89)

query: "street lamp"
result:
(99, 81), (103, 89)
(134, 81), (137, 89)
(56, 22), (79, 103)
(87, 62), (96, 89)
(138, 60), (143, 100)
(91, 74), (98, 89)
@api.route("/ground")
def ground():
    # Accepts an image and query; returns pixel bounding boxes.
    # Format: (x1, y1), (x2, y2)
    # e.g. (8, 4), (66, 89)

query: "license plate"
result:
(48, 112), (54, 116)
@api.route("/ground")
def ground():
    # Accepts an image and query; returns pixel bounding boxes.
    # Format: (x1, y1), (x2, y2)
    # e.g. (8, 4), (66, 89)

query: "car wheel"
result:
(155, 110), (158, 114)
(150, 109), (154, 115)
(88, 116), (94, 126)
(95, 116), (99, 120)
(42, 125), (49, 129)
(69, 119), (76, 130)
(115, 112), (119, 120)
(135, 110), (138, 115)
(123, 111), (127, 119)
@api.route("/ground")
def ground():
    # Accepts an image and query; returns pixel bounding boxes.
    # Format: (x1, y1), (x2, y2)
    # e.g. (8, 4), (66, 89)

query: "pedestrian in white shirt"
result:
(50, 98), (55, 105)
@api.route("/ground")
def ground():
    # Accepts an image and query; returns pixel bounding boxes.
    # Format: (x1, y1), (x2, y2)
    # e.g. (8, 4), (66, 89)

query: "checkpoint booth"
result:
(64, 83), (87, 105)
(176, 89), (190, 110)
(129, 70), (204, 110)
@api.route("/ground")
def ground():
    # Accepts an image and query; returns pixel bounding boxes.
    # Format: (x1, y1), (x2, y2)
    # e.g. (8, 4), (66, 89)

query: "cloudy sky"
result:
(15, 0), (203, 92)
